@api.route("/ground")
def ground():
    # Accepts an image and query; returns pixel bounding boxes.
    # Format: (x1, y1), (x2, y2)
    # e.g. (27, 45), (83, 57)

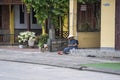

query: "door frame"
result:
(115, 0), (120, 50)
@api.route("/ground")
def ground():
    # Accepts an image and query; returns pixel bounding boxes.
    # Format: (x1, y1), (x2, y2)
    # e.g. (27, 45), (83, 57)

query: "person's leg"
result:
(57, 47), (69, 55)
(63, 47), (70, 54)
(59, 47), (76, 55)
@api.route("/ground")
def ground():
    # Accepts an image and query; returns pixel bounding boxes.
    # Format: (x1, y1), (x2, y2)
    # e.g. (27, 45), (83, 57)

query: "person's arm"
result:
(73, 43), (78, 46)
(68, 44), (73, 46)
(68, 39), (78, 47)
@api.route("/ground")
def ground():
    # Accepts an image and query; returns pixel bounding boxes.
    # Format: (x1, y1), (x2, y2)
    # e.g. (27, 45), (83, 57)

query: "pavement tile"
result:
(0, 46), (120, 75)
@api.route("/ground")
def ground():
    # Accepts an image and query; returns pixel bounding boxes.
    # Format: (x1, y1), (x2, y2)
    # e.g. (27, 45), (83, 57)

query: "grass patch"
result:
(80, 63), (120, 70)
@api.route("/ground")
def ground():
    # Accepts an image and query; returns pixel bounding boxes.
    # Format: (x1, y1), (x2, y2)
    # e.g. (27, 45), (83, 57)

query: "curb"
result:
(0, 58), (120, 75)
(80, 66), (120, 75)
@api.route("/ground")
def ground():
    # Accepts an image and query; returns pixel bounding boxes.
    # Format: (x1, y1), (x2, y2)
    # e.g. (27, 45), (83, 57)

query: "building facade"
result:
(69, 0), (120, 50)
(0, 0), (68, 45)
(0, 0), (120, 50)
(0, 0), (41, 44)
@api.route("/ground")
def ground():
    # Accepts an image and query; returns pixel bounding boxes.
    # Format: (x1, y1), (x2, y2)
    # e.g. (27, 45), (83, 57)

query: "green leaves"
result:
(38, 34), (49, 47)
(23, 0), (68, 18)
(22, 0), (69, 30)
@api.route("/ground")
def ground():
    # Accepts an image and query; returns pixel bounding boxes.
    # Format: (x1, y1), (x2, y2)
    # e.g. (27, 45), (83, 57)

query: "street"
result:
(0, 60), (120, 80)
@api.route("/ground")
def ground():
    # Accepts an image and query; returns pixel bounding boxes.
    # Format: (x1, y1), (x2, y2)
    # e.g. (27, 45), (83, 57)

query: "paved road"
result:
(0, 60), (120, 80)
(0, 48), (120, 75)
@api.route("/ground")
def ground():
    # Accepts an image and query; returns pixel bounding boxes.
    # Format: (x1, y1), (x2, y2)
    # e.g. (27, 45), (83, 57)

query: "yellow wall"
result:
(78, 32), (100, 48)
(63, 15), (68, 31)
(101, 0), (115, 48)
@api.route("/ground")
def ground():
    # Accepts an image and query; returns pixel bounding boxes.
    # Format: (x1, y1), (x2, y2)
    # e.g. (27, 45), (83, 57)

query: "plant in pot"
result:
(17, 31), (36, 48)
(38, 34), (49, 52)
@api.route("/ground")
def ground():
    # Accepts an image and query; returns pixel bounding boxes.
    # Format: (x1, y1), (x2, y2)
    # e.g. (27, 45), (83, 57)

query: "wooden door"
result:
(0, 5), (2, 42)
(0, 5), (1, 29)
(115, 0), (120, 50)
(77, 2), (101, 32)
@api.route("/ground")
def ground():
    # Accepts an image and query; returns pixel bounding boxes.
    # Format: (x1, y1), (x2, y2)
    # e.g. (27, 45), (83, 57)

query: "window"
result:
(77, 3), (101, 32)
(19, 5), (25, 24)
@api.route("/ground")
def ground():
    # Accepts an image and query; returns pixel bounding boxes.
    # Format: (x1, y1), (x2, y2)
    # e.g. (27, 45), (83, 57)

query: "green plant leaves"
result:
(38, 34), (49, 47)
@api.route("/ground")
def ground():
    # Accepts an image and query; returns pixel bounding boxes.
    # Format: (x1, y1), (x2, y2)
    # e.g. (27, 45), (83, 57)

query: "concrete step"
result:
(69, 49), (120, 58)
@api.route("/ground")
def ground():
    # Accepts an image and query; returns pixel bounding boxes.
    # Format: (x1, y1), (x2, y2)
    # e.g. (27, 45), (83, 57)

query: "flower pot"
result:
(28, 39), (35, 47)
(39, 47), (45, 52)
(19, 45), (24, 48)
(19, 44), (27, 48)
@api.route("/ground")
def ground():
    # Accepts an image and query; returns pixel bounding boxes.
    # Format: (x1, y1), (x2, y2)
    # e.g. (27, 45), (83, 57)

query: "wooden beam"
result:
(0, 0), (22, 5)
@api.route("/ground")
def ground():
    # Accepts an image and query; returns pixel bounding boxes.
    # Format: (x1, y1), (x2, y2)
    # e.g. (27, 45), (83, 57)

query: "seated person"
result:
(63, 34), (79, 54)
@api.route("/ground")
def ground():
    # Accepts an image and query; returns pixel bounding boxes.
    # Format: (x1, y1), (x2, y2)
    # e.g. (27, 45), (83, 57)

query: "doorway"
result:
(77, 2), (101, 48)
(0, 5), (2, 29)
(115, 0), (120, 50)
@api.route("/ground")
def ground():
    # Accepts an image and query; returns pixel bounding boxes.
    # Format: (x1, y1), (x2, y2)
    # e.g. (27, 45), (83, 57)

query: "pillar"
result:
(69, 0), (77, 38)
(9, 5), (15, 44)
(101, 0), (115, 49)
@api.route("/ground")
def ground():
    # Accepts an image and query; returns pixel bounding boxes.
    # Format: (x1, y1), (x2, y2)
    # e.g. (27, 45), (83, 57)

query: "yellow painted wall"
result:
(78, 32), (100, 48)
(63, 15), (68, 31)
(101, 0), (115, 48)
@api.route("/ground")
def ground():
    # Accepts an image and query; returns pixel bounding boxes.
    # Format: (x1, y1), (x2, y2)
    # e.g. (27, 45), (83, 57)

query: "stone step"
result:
(69, 49), (120, 58)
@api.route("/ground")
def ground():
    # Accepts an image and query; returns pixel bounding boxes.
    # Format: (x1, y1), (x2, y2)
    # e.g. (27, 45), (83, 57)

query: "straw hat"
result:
(67, 34), (74, 38)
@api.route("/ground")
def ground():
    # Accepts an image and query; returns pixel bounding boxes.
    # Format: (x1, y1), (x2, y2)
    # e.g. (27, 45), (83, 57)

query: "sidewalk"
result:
(0, 46), (120, 75)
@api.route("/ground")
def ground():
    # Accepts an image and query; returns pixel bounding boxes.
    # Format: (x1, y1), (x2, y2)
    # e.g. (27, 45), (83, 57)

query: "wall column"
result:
(69, 0), (77, 38)
(9, 5), (15, 44)
(101, 0), (115, 49)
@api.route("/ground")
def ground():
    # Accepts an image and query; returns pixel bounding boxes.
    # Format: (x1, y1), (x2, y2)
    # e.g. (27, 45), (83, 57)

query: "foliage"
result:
(38, 34), (49, 48)
(17, 31), (36, 45)
(22, 0), (69, 34)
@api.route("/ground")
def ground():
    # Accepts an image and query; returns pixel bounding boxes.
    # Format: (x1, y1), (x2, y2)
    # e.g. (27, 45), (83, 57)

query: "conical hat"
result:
(67, 34), (74, 38)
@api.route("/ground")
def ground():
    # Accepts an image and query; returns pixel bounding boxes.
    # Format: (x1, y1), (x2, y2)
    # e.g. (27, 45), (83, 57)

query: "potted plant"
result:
(38, 34), (49, 51)
(17, 31), (36, 48)
(28, 36), (36, 47)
